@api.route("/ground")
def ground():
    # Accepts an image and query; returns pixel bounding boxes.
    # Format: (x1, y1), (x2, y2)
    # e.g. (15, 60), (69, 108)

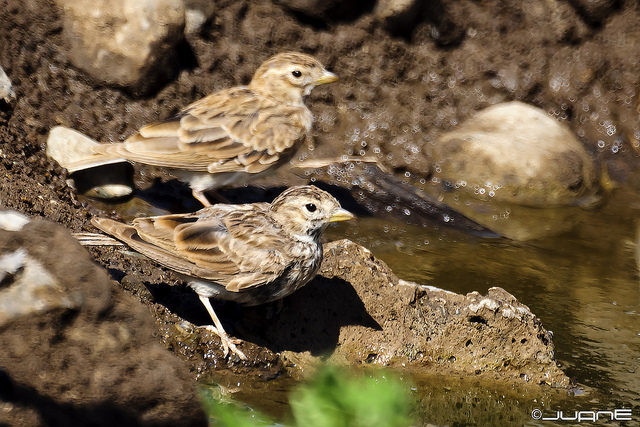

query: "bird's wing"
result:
(93, 205), (292, 293)
(90, 216), (200, 277)
(97, 88), (309, 173)
(168, 205), (293, 292)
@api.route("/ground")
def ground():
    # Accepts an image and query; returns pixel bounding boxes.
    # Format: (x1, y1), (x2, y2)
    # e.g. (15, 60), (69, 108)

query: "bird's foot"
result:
(201, 325), (247, 360)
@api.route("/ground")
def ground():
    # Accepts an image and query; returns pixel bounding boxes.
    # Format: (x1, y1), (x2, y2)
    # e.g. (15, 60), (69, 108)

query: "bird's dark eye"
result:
(292, 70), (302, 78)
(305, 203), (317, 212)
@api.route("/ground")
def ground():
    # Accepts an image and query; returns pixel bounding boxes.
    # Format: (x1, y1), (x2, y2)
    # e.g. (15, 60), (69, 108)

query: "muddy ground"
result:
(0, 0), (639, 424)
(1, 0), (639, 223)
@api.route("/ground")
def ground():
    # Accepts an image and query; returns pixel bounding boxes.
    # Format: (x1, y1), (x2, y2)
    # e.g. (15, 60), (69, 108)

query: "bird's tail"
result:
(46, 126), (127, 172)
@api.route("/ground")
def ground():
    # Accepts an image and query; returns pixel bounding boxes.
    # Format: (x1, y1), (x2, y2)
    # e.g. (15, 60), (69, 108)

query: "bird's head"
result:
(270, 185), (354, 240)
(249, 52), (338, 104)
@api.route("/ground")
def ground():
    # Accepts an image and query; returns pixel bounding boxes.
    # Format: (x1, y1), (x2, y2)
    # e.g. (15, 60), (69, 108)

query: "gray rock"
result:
(431, 101), (598, 207)
(298, 241), (568, 387)
(0, 214), (206, 426)
(0, 210), (30, 232)
(0, 65), (16, 104)
(183, 0), (215, 34)
(54, 0), (186, 94)
(0, 248), (84, 327)
(374, 0), (422, 34)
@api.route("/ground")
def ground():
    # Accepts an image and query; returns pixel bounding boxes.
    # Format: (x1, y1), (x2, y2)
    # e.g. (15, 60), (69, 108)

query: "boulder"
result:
(134, 238), (569, 388)
(54, 0), (185, 94)
(0, 211), (206, 426)
(431, 101), (598, 207)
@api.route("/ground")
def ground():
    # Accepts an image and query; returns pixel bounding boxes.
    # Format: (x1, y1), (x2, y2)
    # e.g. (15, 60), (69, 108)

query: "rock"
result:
(0, 247), (84, 327)
(0, 65), (16, 105)
(374, 0), (422, 33)
(139, 238), (569, 388)
(54, 0), (186, 94)
(300, 241), (567, 387)
(375, 0), (464, 45)
(0, 213), (206, 426)
(0, 211), (30, 232)
(183, 0), (215, 34)
(431, 101), (598, 207)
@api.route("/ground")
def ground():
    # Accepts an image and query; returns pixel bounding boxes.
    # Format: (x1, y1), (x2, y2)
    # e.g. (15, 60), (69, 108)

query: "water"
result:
(329, 176), (640, 425)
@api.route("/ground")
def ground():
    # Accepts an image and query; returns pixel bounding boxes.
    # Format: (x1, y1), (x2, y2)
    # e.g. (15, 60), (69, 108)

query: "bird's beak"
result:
(328, 208), (355, 223)
(315, 70), (339, 85)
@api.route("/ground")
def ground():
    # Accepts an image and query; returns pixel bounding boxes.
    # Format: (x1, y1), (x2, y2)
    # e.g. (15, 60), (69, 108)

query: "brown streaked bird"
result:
(46, 52), (338, 206)
(91, 185), (354, 360)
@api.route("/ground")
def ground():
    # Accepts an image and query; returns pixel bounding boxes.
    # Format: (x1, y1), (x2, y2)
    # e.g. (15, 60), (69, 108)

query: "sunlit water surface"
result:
(323, 177), (640, 425)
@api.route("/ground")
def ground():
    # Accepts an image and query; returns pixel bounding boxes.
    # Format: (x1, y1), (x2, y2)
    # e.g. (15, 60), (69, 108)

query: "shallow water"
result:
(326, 175), (640, 425)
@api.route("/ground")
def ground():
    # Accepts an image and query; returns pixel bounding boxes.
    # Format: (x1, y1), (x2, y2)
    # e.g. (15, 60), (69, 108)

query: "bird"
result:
(91, 185), (354, 360)
(47, 52), (338, 206)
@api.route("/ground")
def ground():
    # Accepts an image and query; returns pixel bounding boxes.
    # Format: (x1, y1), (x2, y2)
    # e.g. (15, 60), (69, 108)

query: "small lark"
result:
(91, 185), (354, 360)
(48, 52), (338, 206)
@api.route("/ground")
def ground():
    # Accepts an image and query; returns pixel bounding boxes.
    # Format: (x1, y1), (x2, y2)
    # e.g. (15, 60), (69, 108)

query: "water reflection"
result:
(329, 178), (640, 419)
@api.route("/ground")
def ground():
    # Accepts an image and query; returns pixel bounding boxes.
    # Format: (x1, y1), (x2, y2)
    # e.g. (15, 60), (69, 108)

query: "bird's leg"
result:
(192, 189), (212, 207)
(192, 189), (230, 206)
(198, 295), (246, 360)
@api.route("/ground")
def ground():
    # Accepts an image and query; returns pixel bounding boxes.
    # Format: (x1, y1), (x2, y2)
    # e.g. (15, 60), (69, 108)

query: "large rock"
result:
(431, 101), (598, 207)
(126, 238), (568, 388)
(0, 211), (206, 426)
(287, 241), (568, 387)
(54, 0), (185, 94)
